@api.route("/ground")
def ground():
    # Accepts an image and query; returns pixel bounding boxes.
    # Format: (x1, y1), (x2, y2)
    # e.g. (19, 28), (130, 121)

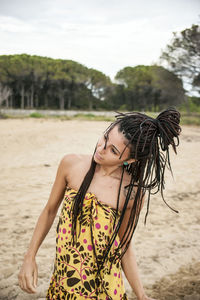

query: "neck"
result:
(96, 163), (122, 177)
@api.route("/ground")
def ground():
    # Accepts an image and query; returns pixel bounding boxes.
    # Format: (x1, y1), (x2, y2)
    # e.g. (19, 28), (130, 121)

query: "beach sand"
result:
(0, 119), (199, 300)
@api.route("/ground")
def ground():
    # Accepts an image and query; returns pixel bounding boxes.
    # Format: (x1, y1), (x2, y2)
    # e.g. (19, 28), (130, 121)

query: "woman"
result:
(18, 109), (181, 299)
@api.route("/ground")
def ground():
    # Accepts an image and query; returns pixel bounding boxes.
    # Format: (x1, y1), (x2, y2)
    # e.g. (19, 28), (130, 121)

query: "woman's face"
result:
(94, 125), (131, 167)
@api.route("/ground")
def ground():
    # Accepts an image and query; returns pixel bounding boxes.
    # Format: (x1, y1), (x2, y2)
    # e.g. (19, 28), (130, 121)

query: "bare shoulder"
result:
(61, 154), (91, 168)
(60, 154), (92, 184)
(60, 154), (92, 175)
(61, 154), (81, 167)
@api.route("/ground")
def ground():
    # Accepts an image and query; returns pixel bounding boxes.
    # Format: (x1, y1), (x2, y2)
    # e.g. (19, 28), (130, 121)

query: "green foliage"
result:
(114, 65), (185, 111)
(1, 51), (197, 112)
(2, 109), (200, 125)
(29, 112), (45, 118)
(180, 96), (200, 113)
(0, 54), (112, 111)
(160, 24), (200, 94)
(0, 111), (8, 119)
(118, 104), (128, 111)
(180, 112), (200, 126)
(74, 113), (114, 121)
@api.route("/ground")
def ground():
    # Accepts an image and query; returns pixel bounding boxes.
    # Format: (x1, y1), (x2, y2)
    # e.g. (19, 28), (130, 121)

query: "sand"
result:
(0, 118), (199, 300)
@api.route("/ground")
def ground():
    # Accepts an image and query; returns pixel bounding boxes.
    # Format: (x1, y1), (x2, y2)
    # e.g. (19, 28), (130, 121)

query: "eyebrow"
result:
(112, 145), (121, 155)
(104, 133), (121, 155)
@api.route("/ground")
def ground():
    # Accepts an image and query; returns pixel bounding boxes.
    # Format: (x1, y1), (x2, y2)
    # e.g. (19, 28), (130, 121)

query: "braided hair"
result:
(70, 108), (181, 294)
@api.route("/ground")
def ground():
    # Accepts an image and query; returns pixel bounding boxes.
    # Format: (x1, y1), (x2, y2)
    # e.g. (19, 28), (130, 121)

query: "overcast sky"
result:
(0, 0), (199, 80)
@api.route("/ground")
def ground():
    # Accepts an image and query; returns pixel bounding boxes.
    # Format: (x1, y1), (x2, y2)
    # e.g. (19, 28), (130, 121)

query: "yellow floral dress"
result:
(46, 187), (128, 300)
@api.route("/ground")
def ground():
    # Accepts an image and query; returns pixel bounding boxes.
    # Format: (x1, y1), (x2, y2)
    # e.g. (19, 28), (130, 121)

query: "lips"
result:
(95, 151), (103, 160)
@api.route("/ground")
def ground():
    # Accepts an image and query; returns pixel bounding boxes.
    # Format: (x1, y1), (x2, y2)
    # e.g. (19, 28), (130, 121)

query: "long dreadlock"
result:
(70, 108), (181, 294)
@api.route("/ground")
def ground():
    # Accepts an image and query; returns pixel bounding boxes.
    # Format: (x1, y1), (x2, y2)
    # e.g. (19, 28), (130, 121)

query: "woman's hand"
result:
(18, 256), (38, 294)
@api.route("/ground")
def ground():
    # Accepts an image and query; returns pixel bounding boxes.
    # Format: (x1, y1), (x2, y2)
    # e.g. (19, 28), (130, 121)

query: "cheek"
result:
(122, 146), (131, 160)
(96, 139), (106, 151)
(97, 138), (103, 147)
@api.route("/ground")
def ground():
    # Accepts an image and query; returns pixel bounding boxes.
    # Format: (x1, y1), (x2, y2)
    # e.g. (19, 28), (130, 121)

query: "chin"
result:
(94, 156), (102, 164)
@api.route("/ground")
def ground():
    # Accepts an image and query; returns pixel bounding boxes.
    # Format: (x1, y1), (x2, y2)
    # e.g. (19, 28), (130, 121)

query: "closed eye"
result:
(111, 148), (117, 155)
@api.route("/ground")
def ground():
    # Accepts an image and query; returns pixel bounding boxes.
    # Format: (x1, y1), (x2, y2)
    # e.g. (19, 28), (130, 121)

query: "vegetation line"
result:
(0, 109), (199, 126)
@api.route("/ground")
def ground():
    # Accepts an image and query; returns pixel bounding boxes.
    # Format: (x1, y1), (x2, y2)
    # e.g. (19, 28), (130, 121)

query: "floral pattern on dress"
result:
(46, 187), (128, 300)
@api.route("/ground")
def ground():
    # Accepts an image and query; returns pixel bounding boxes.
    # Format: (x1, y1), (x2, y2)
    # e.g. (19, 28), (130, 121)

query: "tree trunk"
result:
(10, 95), (13, 108)
(67, 96), (71, 110)
(35, 96), (39, 108)
(44, 96), (48, 108)
(88, 99), (92, 110)
(6, 97), (9, 108)
(59, 95), (65, 110)
(20, 85), (25, 109)
(30, 84), (34, 108)
(26, 93), (30, 108)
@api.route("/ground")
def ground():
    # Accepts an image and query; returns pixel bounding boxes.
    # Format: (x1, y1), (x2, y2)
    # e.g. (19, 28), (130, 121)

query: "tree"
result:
(160, 24), (200, 94)
(56, 60), (89, 110)
(0, 54), (37, 109)
(115, 66), (153, 110)
(0, 83), (12, 107)
(85, 69), (112, 110)
(0, 54), (113, 110)
(115, 65), (185, 111)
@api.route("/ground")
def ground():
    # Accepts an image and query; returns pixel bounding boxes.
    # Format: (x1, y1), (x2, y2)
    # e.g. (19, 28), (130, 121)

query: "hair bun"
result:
(156, 108), (181, 153)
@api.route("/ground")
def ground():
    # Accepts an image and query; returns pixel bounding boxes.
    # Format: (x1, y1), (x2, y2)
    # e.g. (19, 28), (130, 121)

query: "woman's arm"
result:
(118, 205), (155, 300)
(121, 241), (150, 300)
(18, 155), (71, 294)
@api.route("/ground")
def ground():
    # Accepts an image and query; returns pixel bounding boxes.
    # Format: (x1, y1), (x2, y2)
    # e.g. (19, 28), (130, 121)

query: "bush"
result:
(180, 96), (200, 113)
(29, 112), (45, 118)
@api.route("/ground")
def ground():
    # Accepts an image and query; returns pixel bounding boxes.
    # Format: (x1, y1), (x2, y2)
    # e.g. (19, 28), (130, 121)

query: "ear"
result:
(126, 158), (136, 165)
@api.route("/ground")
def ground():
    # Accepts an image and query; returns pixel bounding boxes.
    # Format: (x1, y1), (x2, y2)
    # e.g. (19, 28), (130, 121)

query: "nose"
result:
(98, 139), (107, 153)
(98, 143), (105, 154)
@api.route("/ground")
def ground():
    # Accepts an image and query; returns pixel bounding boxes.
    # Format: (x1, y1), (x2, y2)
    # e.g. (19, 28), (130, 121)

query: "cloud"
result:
(0, 0), (50, 20)
(0, 16), (35, 33)
(0, 0), (199, 79)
